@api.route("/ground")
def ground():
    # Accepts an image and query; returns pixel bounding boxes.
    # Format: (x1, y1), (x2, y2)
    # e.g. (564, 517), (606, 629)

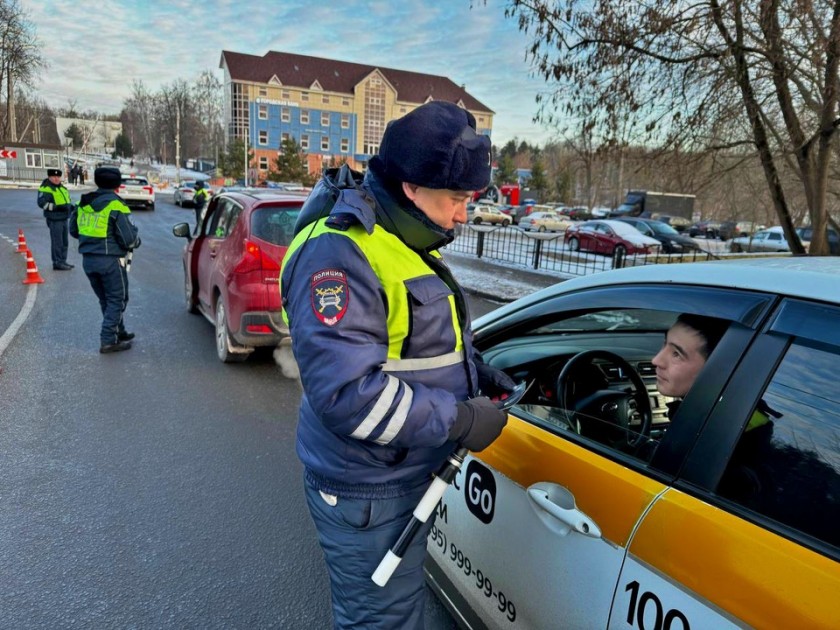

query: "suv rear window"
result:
(251, 206), (302, 246)
(122, 178), (148, 186)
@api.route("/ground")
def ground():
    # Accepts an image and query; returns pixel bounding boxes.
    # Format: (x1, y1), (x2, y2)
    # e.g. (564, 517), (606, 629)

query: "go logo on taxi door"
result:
(463, 460), (496, 524)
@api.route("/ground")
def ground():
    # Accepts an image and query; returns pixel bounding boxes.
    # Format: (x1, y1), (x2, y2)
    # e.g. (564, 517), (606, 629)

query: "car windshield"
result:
(647, 221), (679, 235)
(122, 178), (147, 186)
(528, 308), (677, 334)
(250, 205), (302, 246)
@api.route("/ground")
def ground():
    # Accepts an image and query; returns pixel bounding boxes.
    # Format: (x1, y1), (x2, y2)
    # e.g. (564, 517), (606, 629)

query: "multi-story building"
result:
(219, 50), (494, 180)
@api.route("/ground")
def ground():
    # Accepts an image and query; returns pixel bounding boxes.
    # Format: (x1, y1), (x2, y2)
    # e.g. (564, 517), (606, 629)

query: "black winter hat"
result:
(95, 167), (122, 190)
(47, 168), (62, 177)
(194, 180), (205, 189)
(373, 101), (491, 191)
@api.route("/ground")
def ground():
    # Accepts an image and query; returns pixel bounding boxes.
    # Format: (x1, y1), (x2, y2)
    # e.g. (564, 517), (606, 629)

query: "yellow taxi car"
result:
(426, 257), (840, 629)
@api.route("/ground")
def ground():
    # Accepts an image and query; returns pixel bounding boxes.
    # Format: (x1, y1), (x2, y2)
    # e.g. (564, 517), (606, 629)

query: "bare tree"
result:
(192, 70), (224, 164)
(502, 0), (840, 254)
(0, 0), (44, 141)
(122, 80), (159, 160)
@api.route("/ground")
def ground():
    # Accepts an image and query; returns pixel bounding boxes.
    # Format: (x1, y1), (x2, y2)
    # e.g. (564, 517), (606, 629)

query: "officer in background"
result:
(192, 180), (208, 228)
(70, 167), (140, 354)
(37, 168), (74, 270)
(280, 101), (513, 628)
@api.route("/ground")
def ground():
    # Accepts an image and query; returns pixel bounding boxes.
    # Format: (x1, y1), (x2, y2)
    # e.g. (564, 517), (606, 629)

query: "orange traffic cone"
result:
(22, 248), (45, 284)
(17, 229), (27, 254)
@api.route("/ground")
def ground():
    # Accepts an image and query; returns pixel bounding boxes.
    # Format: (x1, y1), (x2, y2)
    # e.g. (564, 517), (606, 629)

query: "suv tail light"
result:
(233, 239), (280, 276)
(143, 186), (153, 195)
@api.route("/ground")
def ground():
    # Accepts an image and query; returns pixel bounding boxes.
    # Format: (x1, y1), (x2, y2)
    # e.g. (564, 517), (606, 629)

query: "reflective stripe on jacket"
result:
(37, 181), (72, 220)
(280, 193), (477, 498)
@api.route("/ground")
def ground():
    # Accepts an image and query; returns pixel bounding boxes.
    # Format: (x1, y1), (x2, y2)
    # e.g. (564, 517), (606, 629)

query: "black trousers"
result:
(82, 255), (129, 346)
(46, 218), (69, 265)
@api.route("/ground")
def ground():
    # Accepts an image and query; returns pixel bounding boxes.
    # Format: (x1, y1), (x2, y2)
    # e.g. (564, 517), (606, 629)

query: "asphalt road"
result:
(0, 188), (466, 629)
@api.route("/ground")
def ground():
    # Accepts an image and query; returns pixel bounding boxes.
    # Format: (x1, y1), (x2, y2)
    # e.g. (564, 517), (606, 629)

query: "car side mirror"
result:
(172, 222), (192, 240)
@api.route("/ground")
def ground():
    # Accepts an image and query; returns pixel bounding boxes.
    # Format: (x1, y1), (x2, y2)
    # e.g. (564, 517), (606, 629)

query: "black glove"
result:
(449, 397), (508, 452)
(474, 356), (516, 398)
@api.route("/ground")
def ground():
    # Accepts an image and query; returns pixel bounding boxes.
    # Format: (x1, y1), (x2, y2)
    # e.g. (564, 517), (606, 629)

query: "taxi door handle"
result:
(527, 482), (602, 539)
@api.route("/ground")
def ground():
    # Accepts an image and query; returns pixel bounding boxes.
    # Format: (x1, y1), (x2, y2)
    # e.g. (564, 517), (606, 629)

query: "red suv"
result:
(172, 190), (305, 362)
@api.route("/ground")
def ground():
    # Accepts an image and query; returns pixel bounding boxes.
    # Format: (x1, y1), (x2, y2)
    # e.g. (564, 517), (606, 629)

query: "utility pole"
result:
(176, 106), (181, 186)
(244, 125), (249, 186)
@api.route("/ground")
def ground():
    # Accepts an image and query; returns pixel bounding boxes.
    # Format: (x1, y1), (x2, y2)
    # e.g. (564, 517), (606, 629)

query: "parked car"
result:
(173, 180), (214, 207)
(118, 176), (155, 211)
(427, 257), (840, 629)
(688, 220), (722, 238)
(505, 204), (532, 224)
(471, 205), (512, 226)
(729, 226), (790, 252)
(616, 217), (700, 253)
(172, 190), (304, 362)
(566, 206), (594, 221)
(796, 225), (840, 254)
(650, 213), (691, 232)
(520, 211), (573, 233)
(718, 221), (767, 241)
(515, 203), (554, 225)
(565, 219), (660, 256)
(591, 206), (612, 218)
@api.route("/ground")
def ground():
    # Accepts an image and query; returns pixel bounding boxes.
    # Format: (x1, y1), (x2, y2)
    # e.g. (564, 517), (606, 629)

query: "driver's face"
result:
(652, 323), (707, 398)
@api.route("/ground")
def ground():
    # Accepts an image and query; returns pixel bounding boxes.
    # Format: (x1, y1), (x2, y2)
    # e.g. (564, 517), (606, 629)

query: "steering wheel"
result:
(555, 350), (652, 450)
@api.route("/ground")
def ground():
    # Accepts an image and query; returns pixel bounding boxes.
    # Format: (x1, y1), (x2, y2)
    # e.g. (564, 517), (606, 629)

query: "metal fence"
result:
(447, 224), (719, 276)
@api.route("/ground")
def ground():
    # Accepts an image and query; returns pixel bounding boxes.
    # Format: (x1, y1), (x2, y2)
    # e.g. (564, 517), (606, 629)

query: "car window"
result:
(767, 232), (782, 241)
(715, 340), (840, 549)
(122, 178), (147, 186)
(205, 198), (238, 238)
(250, 205), (302, 246)
(632, 222), (653, 236)
(648, 221), (678, 235)
(491, 307), (706, 465)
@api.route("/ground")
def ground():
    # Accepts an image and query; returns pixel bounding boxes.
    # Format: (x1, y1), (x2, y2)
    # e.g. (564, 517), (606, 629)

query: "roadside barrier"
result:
(17, 229), (27, 254)
(22, 248), (45, 284)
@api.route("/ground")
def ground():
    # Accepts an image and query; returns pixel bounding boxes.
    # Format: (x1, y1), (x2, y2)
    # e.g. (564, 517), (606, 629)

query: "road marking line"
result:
(0, 284), (37, 359)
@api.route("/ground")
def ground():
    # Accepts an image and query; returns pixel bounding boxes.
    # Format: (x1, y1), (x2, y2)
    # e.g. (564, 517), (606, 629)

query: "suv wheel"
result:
(473, 217), (482, 224)
(215, 299), (248, 363)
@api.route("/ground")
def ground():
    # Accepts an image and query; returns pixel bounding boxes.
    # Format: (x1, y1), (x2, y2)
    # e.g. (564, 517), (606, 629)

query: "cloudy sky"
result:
(21, 0), (560, 148)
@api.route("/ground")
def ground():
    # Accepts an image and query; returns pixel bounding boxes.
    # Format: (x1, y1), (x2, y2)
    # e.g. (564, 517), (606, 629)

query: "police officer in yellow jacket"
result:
(70, 167), (141, 353)
(193, 180), (209, 228)
(280, 101), (513, 628)
(37, 168), (74, 270)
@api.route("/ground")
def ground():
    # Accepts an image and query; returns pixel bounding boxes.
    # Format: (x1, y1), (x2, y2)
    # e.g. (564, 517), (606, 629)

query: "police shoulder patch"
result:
(310, 268), (350, 326)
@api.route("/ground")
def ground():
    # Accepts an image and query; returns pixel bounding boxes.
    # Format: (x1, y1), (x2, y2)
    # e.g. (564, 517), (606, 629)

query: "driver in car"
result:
(651, 313), (729, 403)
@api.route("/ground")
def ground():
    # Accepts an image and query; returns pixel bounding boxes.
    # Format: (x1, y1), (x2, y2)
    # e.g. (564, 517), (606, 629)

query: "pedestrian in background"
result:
(192, 180), (208, 227)
(279, 101), (513, 628)
(70, 167), (141, 354)
(37, 168), (75, 270)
